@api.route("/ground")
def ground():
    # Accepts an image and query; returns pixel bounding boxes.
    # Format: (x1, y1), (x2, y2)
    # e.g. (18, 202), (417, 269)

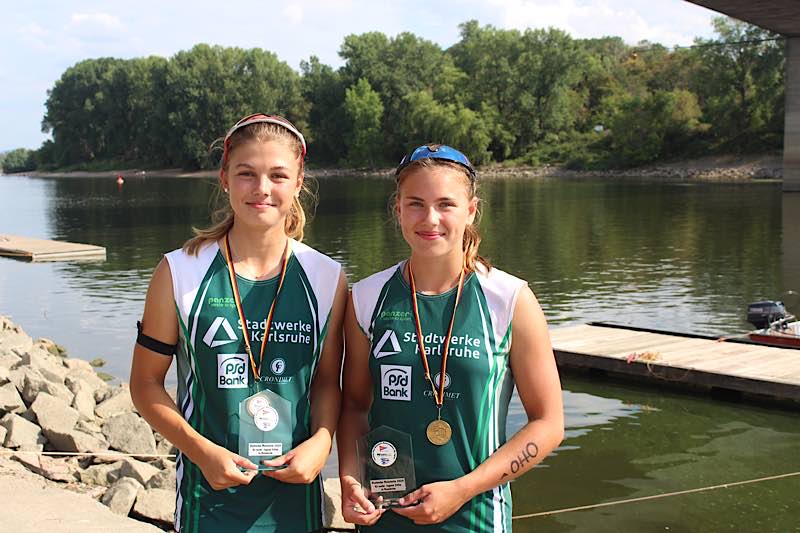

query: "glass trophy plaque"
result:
(357, 425), (416, 508)
(238, 389), (293, 471)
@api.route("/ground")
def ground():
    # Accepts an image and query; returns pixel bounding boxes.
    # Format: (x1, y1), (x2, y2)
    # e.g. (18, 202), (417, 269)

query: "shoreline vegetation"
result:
(2, 18), (786, 179)
(14, 154), (784, 182)
(0, 316), (350, 531)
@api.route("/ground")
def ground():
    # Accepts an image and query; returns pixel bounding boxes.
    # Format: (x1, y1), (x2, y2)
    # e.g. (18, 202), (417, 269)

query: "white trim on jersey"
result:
(474, 263), (526, 352)
(300, 276), (320, 401)
(352, 262), (400, 338)
(292, 239), (342, 335)
(165, 241), (219, 331)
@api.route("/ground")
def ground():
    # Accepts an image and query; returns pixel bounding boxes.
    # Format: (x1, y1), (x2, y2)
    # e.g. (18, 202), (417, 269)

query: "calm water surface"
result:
(1, 174), (798, 531)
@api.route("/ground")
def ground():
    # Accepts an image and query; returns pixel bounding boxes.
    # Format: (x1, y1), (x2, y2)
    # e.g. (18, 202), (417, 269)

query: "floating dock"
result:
(551, 322), (800, 407)
(0, 234), (106, 262)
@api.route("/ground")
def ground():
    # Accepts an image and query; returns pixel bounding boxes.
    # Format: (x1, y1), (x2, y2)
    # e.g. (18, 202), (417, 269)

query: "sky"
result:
(0, 0), (722, 151)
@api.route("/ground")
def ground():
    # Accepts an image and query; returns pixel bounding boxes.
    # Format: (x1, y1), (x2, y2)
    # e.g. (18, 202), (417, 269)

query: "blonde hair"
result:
(183, 122), (314, 256)
(395, 158), (491, 273)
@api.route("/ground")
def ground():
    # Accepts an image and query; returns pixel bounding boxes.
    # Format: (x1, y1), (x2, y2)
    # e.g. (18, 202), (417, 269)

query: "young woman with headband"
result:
(337, 144), (564, 531)
(131, 113), (346, 532)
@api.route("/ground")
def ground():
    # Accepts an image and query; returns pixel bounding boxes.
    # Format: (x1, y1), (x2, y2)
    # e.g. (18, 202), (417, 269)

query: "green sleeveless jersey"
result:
(165, 240), (341, 533)
(352, 262), (526, 533)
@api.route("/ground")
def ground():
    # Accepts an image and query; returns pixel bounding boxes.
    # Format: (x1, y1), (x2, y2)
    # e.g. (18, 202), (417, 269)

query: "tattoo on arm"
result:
(509, 441), (539, 475)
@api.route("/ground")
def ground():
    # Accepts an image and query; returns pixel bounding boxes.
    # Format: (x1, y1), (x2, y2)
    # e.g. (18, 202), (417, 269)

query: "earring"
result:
(224, 188), (229, 193)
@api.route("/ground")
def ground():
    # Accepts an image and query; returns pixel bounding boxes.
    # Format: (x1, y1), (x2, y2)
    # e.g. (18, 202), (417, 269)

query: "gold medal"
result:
(409, 263), (465, 447)
(426, 419), (452, 446)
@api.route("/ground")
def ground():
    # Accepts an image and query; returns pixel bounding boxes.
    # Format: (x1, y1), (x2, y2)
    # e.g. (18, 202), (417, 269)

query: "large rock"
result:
(0, 316), (33, 354)
(43, 427), (107, 453)
(133, 487), (175, 523)
(30, 392), (79, 433)
(0, 351), (22, 372)
(65, 368), (110, 401)
(145, 464), (176, 490)
(15, 347), (68, 384)
(22, 369), (73, 405)
(80, 461), (124, 486)
(75, 418), (104, 437)
(33, 337), (66, 357)
(8, 367), (29, 394)
(0, 381), (25, 413)
(1, 413), (46, 449)
(155, 437), (177, 460)
(102, 412), (156, 455)
(0, 425), (6, 444)
(63, 357), (94, 372)
(0, 365), (9, 385)
(102, 477), (143, 516)
(119, 458), (161, 486)
(71, 381), (97, 420)
(12, 452), (77, 482)
(95, 385), (134, 418)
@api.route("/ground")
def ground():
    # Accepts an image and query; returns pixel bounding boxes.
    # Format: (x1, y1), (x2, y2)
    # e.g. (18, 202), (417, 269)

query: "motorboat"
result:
(746, 300), (800, 349)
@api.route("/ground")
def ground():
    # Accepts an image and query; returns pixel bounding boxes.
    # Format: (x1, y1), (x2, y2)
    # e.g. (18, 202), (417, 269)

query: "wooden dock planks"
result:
(0, 234), (106, 262)
(551, 324), (800, 405)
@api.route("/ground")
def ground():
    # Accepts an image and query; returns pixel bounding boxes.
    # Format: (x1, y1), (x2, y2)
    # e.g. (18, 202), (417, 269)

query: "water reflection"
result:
(2, 174), (799, 530)
(2, 175), (798, 383)
(511, 379), (800, 532)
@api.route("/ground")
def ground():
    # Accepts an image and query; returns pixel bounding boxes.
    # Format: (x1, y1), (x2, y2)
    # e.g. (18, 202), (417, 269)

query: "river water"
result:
(1, 174), (798, 531)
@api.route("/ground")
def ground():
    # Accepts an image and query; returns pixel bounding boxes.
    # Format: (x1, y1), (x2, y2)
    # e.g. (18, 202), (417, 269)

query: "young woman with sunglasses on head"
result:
(130, 114), (347, 532)
(337, 145), (564, 532)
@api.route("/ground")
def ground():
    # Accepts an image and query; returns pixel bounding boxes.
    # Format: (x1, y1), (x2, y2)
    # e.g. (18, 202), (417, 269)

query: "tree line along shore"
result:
(1, 17), (786, 176)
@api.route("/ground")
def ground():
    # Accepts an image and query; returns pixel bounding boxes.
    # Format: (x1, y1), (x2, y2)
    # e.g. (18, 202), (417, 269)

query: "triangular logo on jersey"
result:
(373, 329), (402, 359)
(203, 317), (238, 348)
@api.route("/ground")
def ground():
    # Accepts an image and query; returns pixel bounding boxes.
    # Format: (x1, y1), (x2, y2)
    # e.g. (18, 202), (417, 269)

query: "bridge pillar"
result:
(785, 37), (800, 192)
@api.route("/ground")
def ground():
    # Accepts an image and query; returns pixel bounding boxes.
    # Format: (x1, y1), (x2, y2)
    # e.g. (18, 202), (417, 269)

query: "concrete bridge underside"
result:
(687, 1), (800, 192)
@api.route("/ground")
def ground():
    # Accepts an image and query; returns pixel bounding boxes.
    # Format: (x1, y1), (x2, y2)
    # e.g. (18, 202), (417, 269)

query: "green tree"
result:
(401, 90), (492, 165)
(339, 32), (465, 161)
(1, 148), (36, 173)
(342, 79), (384, 167)
(690, 17), (784, 151)
(301, 56), (347, 165)
(608, 89), (706, 165)
(42, 57), (128, 165)
(161, 44), (307, 169)
(449, 22), (584, 159)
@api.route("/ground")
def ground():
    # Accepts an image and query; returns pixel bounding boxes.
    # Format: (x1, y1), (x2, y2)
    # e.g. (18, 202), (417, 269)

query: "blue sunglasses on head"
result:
(395, 144), (476, 180)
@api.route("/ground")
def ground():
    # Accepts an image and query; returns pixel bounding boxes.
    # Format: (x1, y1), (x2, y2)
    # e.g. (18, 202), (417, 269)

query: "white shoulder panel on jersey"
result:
(164, 241), (219, 329)
(474, 264), (527, 346)
(291, 239), (343, 331)
(351, 262), (402, 340)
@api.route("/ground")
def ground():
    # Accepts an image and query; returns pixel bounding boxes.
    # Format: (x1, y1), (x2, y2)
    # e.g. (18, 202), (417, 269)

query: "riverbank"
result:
(0, 316), (350, 532)
(13, 154), (783, 181)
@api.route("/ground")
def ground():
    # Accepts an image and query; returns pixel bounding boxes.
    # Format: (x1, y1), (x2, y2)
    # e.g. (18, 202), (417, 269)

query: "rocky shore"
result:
(16, 154), (783, 182)
(0, 316), (350, 531)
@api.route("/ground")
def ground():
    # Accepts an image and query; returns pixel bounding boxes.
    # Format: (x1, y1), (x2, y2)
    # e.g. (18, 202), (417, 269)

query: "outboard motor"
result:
(747, 301), (788, 329)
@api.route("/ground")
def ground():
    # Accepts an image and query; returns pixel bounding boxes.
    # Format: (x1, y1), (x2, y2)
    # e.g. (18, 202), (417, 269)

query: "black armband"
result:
(136, 321), (177, 356)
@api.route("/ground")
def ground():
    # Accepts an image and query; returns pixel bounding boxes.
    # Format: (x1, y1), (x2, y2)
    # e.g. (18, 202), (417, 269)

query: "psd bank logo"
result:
(380, 365), (411, 401)
(203, 317), (238, 348)
(373, 330), (401, 359)
(217, 354), (248, 389)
